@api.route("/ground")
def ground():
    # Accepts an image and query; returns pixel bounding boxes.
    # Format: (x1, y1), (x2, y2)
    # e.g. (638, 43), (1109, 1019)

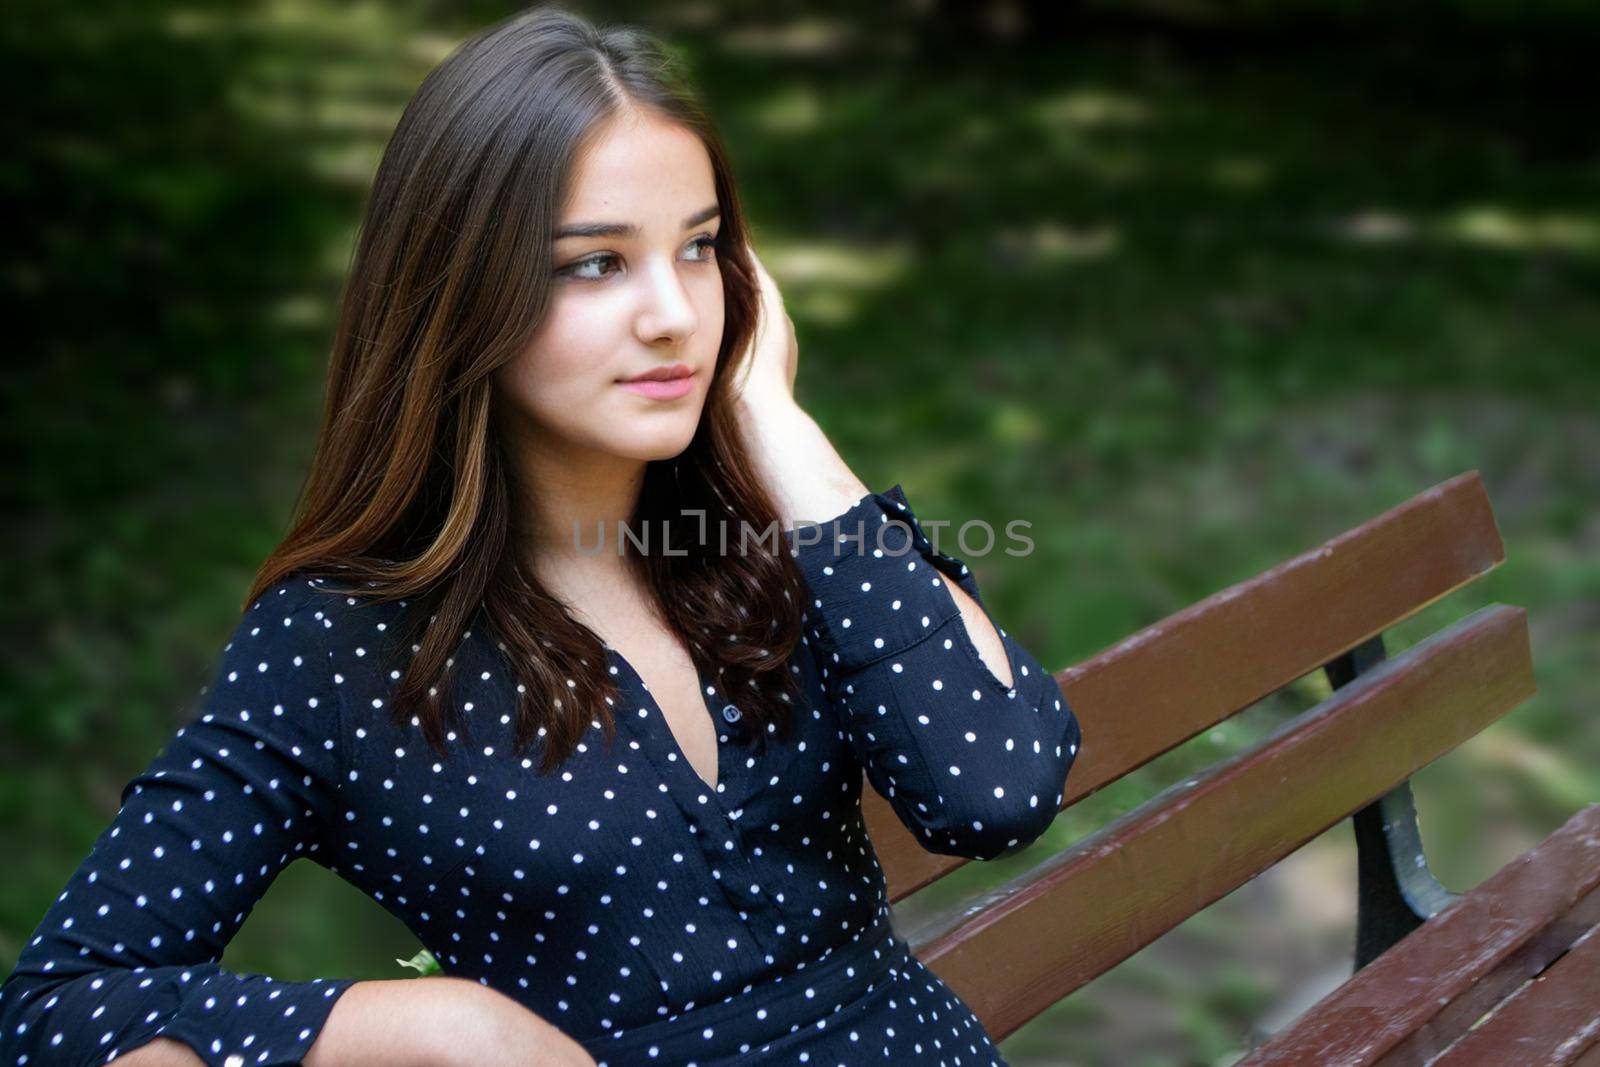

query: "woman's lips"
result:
(617, 374), (694, 400)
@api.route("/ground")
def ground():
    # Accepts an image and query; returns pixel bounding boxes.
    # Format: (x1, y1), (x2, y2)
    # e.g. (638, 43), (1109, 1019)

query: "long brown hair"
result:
(248, 4), (807, 770)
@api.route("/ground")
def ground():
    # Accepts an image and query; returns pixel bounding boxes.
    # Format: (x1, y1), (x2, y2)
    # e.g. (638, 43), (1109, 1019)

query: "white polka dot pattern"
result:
(0, 583), (356, 1066)
(785, 484), (1082, 862)
(0, 484), (1081, 1067)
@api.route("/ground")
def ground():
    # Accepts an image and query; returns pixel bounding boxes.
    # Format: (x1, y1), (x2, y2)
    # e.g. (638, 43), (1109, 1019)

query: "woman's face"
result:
(496, 109), (726, 465)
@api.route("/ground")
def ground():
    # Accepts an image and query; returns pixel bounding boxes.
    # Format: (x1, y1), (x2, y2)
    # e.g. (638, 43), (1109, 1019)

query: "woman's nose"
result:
(636, 257), (698, 342)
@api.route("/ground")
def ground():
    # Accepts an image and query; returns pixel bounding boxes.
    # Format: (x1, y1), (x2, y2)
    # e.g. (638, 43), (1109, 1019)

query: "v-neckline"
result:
(604, 644), (726, 797)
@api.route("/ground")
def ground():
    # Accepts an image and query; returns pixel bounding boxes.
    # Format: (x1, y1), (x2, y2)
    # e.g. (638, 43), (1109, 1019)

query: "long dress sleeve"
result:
(787, 484), (1082, 861)
(0, 580), (358, 1067)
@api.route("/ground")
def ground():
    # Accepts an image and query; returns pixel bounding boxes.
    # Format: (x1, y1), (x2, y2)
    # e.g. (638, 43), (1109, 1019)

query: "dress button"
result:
(720, 703), (742, 723)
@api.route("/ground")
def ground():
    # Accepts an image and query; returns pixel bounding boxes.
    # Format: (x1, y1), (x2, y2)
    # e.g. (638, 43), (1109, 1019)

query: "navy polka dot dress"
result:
(1, 484), (1082, 1066)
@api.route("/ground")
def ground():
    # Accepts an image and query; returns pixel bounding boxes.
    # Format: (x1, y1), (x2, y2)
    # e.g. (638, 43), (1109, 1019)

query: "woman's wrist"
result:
(733, 397), (869, 529)
(731, 390), (805, 435)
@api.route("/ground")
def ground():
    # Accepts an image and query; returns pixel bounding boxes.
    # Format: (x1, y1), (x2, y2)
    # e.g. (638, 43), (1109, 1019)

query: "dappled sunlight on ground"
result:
(1329, 204), (1600, 253)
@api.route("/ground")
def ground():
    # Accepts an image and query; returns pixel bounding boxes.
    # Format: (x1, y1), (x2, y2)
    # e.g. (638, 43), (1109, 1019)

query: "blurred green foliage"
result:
(3, 2), (1596, 1064)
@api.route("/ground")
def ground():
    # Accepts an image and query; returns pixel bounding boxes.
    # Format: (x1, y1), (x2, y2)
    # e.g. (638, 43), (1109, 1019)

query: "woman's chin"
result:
(603, 406), (704, 459)
(602, 429), (699, 464)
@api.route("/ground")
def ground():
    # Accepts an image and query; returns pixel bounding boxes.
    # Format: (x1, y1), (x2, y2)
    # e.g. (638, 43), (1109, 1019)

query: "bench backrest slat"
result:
(868, 470), (1507, 902)
(902, 604), (1536, 1043)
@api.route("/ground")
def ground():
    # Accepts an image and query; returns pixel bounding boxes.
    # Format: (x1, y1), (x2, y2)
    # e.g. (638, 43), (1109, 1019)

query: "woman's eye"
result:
(559, 253), (619, 282)
(557, 235), (717, 282)
(686, 234), (718, 261)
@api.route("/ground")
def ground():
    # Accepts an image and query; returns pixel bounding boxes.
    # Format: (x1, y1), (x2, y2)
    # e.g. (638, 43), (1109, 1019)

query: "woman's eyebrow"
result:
(552, 203), (720, 240)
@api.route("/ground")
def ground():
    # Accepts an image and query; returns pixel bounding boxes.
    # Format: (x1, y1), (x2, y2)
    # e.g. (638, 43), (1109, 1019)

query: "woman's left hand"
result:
(724, 244), (868, 528)
(730, 244), (799, 413)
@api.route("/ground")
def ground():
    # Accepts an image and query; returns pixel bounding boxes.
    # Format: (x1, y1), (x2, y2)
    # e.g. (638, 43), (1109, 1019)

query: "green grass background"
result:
(3, 2), (1596, 1063)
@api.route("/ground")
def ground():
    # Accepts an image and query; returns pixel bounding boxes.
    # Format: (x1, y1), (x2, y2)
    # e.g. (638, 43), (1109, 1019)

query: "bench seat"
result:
(1244, 802), (1600, 1065)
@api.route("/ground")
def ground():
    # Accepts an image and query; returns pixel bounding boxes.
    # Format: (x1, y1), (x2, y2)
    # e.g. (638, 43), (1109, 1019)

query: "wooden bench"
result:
(866, 470), (1600, 1063)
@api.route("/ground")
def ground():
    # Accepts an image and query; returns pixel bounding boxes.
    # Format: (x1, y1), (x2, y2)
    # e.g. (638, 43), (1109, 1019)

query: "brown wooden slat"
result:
(869, 470), (1506, 901)
(1430, 919), (1600, 1065)
(901, 604), (1535, 1043)
(1242, 803), (1600, 1066)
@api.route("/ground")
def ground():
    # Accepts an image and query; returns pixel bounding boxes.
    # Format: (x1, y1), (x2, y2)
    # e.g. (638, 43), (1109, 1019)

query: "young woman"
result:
(0, 6), (1081, 1065)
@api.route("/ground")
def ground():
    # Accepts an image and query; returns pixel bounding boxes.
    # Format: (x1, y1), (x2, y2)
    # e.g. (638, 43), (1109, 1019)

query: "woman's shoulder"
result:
(248, 569), (416, 658)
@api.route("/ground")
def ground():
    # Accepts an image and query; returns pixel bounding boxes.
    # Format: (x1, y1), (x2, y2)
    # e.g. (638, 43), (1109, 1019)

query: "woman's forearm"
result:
(102, 1036), (205, 1067)
(107, 976), (595, 1067)
(104, 978), (478, 1067)
(303, 977), (486, 1066)
(736, 398), (868, 530)
(738, 399), (1014, 689)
